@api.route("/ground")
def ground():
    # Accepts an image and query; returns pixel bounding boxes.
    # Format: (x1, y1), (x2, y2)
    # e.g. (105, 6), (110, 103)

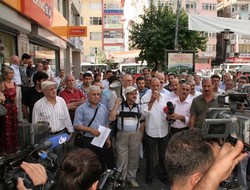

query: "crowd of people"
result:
(0, 53), (249, 189)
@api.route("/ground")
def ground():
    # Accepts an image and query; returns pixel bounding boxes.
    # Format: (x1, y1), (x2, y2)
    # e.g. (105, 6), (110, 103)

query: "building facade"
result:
(0, 0), (83, 78)
(81, 0), (125, 66)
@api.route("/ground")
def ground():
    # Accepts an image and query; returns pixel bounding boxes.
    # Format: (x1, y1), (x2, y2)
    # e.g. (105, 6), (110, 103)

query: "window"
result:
(90, 17), (102, 25)
(90, 32), (102, 41)
(202, 32), (216, 38)
(89, 2), (102, 10)
(80, 17), (84, 25)
(104, 30), (123, 38)
(206, 44), (216, 51)
(104, 4), (118, 9)
(104, 16), (121, 24)
(202, 3), (216, 10)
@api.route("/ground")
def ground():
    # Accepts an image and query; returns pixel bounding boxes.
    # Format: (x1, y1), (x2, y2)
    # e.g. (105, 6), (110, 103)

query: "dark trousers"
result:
(144, 133), (170, 180)
(75, 136), (107, 172)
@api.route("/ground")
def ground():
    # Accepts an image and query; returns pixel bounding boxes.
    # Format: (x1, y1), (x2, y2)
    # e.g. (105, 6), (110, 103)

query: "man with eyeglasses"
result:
(109, 86), (143, 188)
(109, 74), (140, 110)
(32, 81), (74, 162)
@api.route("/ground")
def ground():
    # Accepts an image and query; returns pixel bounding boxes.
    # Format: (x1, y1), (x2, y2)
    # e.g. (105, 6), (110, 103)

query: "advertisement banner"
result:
(165, 50), (195, 74)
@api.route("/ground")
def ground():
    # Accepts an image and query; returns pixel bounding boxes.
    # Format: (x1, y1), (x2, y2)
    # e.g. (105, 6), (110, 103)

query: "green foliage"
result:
(129, 2), (207, 70)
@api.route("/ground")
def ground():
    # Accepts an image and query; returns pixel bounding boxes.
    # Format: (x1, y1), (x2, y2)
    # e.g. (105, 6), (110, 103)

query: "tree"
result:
(129, 2), (207, 70)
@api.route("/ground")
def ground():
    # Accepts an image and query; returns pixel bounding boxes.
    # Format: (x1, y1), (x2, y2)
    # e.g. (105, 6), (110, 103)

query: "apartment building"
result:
(81, 0), (125, 64)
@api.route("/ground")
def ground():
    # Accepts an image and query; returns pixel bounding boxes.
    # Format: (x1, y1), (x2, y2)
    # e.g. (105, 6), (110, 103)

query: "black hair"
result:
(21, 53), (31, 60)
(33, 71), (49, 85)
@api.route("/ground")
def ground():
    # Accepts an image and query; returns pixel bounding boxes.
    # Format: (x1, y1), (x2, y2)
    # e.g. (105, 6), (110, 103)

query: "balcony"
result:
(104, 9), (124, 14)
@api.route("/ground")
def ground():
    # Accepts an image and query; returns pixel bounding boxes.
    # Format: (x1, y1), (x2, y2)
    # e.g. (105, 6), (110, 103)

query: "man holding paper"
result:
(73, 85), (111, 172)
(109, 86), (142, 188)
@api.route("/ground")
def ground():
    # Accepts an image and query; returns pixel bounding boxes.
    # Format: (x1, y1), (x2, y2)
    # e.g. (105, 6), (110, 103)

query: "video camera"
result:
(1, 122), (69, 190)
(97, 169), (124, 190)
(202, 93), (250, 190)
(202, 93), (250, 148)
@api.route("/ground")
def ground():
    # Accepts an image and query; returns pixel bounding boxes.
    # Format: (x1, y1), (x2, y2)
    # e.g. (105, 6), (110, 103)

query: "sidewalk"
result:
(123, 158), (170, 190)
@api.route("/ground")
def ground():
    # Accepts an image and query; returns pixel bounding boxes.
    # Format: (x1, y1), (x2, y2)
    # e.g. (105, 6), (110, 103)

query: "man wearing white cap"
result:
(32, 80), (74, 161)
(109, 86), (142, 188)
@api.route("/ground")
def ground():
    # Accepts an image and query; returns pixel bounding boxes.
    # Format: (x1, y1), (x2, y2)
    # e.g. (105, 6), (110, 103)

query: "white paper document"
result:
(91, 125), (111, 148)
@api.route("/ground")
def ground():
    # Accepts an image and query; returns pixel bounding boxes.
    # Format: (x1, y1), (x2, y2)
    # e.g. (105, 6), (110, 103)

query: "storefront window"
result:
(0, 31), (16, 66)
(29, 43), (59, 73)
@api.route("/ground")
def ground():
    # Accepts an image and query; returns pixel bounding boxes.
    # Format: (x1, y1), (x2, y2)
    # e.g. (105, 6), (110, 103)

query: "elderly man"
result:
(32, 81), (74, 162)
(141, 78), (169, 184)
(59, 74), (86, 122)
(73, 85), (111, 172)
(220, 72), (231, 90)
(168, 78), (180, 99)
(109, 74), (139, 110)
(109, 86), (142, 187)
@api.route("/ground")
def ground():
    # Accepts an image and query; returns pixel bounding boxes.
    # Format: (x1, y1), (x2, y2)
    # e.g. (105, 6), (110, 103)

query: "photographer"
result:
(17, 149), (102, 190)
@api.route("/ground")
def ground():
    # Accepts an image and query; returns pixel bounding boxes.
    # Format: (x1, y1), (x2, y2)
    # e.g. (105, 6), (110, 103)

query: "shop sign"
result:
(21, 0), (53, 28)
(68, 26), (87, 37)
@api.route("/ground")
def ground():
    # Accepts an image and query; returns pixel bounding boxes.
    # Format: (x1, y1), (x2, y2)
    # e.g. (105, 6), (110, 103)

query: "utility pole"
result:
(174, 0), (180, 50)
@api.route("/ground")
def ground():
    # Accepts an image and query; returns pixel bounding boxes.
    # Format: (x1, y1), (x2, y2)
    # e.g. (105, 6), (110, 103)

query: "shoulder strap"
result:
(87, 106), (99, 127)
(121, 101), (125, 130)
(0, 82), (5, 92)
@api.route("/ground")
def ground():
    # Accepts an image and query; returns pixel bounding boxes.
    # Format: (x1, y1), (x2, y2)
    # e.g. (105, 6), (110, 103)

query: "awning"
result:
(188, 14), (250, 35)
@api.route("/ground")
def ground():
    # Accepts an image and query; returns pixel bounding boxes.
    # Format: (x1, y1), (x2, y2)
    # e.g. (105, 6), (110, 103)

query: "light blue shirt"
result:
(73, 100), (109, 137)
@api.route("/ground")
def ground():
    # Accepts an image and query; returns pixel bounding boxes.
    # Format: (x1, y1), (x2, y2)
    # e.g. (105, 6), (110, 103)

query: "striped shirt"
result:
(32, 96), (74, 133)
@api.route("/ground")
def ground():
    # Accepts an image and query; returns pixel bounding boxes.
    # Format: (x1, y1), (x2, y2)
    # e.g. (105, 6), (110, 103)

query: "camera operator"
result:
(166, 82), (192, 136)
(17, 149), (102, 190)
(165, 129), (248, 190)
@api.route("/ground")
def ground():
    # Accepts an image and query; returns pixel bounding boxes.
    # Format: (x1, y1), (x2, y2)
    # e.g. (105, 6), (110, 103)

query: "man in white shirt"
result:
(145, 73), (170, 96)
(141, 78), (169, 184)
(32, 81), (74, 162)
(167, 83), (192, 136)
(10, 55), (23, 122)
(168, 78), (180, 99)
(187, 79), (202, 99)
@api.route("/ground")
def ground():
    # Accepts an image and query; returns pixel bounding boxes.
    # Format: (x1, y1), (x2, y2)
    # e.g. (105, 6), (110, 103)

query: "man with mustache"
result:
(189, 77), (219, 129)
(167, 83), (192, 136)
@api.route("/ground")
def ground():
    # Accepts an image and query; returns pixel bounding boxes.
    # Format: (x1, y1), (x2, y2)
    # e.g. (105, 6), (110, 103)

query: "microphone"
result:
(37, 133), (70, 150)
(166, 101), (174, 115)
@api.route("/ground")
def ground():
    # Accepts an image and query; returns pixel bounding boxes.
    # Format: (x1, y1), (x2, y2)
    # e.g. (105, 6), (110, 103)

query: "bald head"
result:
(10, 55), (19, 65)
